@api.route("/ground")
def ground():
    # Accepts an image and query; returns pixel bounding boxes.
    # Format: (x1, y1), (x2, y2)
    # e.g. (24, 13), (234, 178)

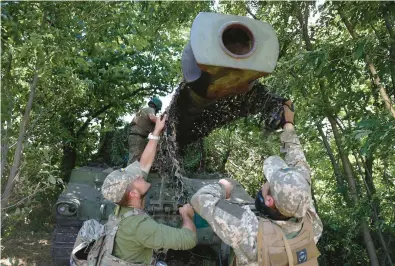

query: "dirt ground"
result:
(0, 227), (220, 266)
(1, 231), (53, 266)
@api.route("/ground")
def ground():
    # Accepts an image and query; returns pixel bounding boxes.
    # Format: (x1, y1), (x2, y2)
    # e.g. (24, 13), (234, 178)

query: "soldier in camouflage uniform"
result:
(128, 96), (162, 165)
(191, 101), (323, 265)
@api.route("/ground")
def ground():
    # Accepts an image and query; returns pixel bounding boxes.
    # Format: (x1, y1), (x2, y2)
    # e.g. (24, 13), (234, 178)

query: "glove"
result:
(265, 99), (295, 131)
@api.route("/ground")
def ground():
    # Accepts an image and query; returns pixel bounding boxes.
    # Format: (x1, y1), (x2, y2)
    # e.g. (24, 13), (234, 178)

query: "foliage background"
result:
(1, 1), (395, 265)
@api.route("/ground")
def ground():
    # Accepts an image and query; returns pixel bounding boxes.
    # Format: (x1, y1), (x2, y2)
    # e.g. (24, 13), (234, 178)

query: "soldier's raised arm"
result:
(280, 101), (311, 183)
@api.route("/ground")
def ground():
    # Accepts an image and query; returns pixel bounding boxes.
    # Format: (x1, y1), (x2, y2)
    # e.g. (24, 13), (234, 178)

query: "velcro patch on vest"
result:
(296, 248), (307, 263)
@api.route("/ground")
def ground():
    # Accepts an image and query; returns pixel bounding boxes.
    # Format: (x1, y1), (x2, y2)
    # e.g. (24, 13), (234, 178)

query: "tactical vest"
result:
(257, 216), (320, 266)
(71, 209), (151, 266)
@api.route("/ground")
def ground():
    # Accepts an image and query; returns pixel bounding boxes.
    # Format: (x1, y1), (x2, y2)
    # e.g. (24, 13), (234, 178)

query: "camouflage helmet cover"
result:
(263, 156), (311, 218)
(101, 161), (145, 202)
(149, 96), (162, 111)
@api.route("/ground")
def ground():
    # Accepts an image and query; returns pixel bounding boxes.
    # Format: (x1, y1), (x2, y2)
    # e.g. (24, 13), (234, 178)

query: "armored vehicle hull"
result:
(52, 168), (254, 265)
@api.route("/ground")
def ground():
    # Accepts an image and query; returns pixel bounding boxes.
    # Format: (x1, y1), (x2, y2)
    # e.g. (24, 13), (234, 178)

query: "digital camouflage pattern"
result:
(191, 128), (323, 265)
(71, 219), (105, 266)
(77, 219), (105, 244)
(102, 161), (148, 203)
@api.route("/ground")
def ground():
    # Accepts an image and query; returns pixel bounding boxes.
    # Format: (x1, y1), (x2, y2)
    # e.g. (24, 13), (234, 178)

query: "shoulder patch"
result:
(296, 248), (307, 263)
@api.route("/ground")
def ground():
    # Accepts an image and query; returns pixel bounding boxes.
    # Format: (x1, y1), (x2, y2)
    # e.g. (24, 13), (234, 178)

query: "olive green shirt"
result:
(113, 207), (197, 264)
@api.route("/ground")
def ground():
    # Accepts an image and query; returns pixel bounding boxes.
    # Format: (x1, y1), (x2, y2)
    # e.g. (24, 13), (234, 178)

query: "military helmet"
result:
(263, 156), (311, 218)
(149, 96), (162, 111)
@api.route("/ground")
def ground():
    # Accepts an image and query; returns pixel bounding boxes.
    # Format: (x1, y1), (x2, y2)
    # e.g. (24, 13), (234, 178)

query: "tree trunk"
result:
(382, 1), (395, 95)
(367, 62), (395, 119)
(353, 152), (393, 265)
(1, 108), (13, 181)
(1, 72), (39, 207)
(1, 120), (11, 180)
(219, 149), (231, 173)
(1, 52), (14, 179)
(61, 144), (77, 183)
(338, 7), (395, 119)
(337, 100), (393, 265)
(328, 116), (380, 266)
(316, 124), (346, 197)
(364, 153), (376, 197)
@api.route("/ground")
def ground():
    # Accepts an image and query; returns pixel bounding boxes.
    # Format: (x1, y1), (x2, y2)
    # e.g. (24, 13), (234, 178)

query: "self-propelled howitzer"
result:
(51, 12), (282, 266)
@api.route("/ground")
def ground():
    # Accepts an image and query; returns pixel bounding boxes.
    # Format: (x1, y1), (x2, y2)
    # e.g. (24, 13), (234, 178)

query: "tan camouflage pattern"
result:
(191, 128), (323, 265)
(102, 161), (148, 203)
(128, 135), (147, 165)
(130, 107), (156, 136)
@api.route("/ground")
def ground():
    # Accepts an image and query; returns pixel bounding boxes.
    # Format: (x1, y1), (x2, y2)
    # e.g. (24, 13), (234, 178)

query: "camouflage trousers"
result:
(128, 134), (147, 165)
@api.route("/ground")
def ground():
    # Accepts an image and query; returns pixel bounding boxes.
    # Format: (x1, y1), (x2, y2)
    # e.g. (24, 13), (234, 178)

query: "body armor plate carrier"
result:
(71, 208), (151, 266)
(257, 216), (320, 266)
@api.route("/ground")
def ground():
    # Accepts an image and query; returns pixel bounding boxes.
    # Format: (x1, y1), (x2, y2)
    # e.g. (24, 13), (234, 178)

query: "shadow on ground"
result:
(1, 231), (53, 266)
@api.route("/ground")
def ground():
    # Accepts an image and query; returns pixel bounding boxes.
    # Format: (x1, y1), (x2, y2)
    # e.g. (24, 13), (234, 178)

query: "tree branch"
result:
(295, 3), (313, 51)
(76, 103), (113, 138)
(245, 4), (259, 20)
(338, 5), (395, 119)
(76, 86), (149, 137)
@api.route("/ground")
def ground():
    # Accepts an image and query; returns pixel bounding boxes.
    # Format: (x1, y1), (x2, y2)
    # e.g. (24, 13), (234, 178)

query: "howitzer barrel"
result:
(170, 12), (280, 147)
(181, 13), (279, 110)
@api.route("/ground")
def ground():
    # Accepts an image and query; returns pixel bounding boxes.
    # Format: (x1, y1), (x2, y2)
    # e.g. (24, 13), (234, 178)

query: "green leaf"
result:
(43, 150), (50, 161)
(354, 129), (372, 140)
(354, 41), (365, 59)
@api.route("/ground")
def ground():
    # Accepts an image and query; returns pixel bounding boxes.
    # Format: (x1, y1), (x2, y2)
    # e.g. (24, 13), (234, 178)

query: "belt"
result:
(129, 133), (148, 138)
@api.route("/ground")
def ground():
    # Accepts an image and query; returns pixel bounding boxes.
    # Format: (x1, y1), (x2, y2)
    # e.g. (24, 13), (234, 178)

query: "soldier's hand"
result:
(179, 203), (194, 218)
(153, 114), (168, 136)
(219, 179), (233, 199)
(283, 100), (294, 128)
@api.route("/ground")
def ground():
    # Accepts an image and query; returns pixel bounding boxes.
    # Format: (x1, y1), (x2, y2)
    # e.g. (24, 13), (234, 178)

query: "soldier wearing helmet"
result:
(128, 96), (163, 165)
(101, 114), (197, 265)
(191, 100), (323, 265)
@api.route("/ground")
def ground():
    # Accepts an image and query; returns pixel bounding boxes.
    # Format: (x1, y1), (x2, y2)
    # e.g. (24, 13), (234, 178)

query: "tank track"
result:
(51, 225), (81, 266)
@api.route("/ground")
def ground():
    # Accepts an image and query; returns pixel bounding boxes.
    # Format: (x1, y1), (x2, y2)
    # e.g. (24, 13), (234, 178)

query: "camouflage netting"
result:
(172, 82), (284, 147)
(156, 81), (284, 198)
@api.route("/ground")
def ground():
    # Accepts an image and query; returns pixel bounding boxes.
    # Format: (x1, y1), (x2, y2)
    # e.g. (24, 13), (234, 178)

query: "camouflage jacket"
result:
(191, 128), (323, 265)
